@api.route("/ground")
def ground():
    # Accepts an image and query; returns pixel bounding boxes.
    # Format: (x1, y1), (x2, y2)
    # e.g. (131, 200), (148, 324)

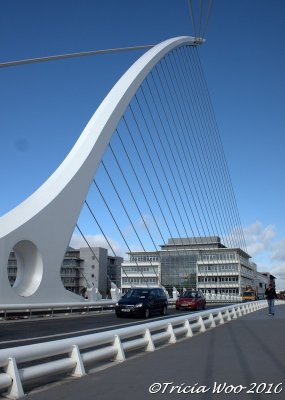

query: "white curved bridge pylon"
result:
(0, 36), (200, 304)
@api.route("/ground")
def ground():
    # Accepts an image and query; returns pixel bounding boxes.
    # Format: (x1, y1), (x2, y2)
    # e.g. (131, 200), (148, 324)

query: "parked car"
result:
(176, 290), (206, 311)
(115, 287), (168, 319)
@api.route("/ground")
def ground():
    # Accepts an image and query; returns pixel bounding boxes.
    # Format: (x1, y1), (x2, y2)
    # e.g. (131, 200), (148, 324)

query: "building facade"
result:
(256, 271), (269, 299)
(121, 237), (266, 298)
(7, 238), (274, 300)
(121, 252), (160, 292)
(107, 255), (123, 295)
(196, 249), (256, 296)
(8, 247), (123, 298)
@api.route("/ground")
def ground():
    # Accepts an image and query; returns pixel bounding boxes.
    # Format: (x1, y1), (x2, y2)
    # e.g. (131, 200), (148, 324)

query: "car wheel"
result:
(116, 313), (122, 318)
(144, 308), (150, 319)
(161, 305), (167, 316)
(203, 303), (206, 310)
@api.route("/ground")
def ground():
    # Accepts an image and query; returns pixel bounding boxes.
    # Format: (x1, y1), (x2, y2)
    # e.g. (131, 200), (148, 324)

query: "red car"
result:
(176, 290), (206, 311)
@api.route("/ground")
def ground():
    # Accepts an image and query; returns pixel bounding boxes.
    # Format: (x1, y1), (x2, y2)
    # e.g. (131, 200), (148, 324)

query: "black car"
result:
(115, 287), (168, 319)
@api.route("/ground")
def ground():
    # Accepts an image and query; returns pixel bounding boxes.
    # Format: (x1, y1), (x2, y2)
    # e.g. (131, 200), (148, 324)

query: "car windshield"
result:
(124, 289), (150, 299)
(181, 291), (197, 299)
(243, 291), (254, 296)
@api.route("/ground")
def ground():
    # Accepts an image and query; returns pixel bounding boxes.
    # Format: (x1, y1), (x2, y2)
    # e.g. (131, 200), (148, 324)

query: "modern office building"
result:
(196, 239), (256, 296)
(256, 270), (270, 299)
(121, 236), (264, 297)
(60, 247), (82, 293)
(260, 272), (276, 287)
(107, 255), (123, 295)
(121, 252), (161, 292)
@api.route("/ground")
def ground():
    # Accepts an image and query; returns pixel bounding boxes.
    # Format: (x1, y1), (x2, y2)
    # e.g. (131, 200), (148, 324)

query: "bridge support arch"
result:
(0, 36), (199, 304)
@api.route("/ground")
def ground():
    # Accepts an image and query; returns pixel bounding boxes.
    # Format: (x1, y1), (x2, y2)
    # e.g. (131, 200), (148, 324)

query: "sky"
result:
(1, 0), (285, 289)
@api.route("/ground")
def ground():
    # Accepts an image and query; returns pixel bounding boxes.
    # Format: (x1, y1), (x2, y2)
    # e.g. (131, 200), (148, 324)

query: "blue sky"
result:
(1, 0), (285, 288)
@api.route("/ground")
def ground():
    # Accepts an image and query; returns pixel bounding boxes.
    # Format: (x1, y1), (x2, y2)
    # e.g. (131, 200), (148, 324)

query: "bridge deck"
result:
(28, 305), (285, 400)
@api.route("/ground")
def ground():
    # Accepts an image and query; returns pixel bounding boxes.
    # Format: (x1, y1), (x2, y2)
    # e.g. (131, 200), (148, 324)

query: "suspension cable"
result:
(171, 48), (232, 248)
(84, 199), (132, 286)
(202, 0), (212, 38)
(75, 223), (112, 284)
(142, 75), (197, 282)
(188, 0), (197, 38)
(93, 177), (156, 286)
(0, 44), (154, 68)
(182, 47), (238, 249)
(192, 48), (247, 251)
(108, 141), (162, 285)
(115, 123), (184, 290)
(198, 0), (203, 39)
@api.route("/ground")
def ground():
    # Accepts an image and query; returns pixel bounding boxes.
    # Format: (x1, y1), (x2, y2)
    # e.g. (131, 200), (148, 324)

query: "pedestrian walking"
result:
(265, 284), (277, 316)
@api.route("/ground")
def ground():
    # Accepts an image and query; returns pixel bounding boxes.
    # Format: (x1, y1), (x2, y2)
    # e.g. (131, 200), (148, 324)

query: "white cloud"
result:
(270, 264), (285, 277)
(269, 263), (285, 290)
(271, 238), (285, 261)
(69, 233), (125, 257)
(243, 221), (275, 257)
(268, 239), (285, 289)
(242, 221), (285, 289)
(122, 213), (154, 238)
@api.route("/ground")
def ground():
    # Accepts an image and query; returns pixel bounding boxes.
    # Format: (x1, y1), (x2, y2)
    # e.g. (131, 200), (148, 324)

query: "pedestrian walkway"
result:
(27, 305), (285, 400)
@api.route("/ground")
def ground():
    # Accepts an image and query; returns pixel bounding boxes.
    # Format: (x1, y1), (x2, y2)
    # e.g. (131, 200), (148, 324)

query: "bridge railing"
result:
(0, 295), (242, 321)
(0, 300), (275, 399)
(0, 300), (116, 320)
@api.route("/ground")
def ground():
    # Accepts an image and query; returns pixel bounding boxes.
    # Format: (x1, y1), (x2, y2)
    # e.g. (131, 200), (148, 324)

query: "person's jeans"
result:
(268, 299), (275, 315)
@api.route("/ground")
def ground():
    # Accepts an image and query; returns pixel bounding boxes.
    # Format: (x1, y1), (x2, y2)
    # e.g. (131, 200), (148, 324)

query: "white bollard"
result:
(172, 287), (179, 301)
(162, 286), (170, 300)
(110, 283), (122, 302)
